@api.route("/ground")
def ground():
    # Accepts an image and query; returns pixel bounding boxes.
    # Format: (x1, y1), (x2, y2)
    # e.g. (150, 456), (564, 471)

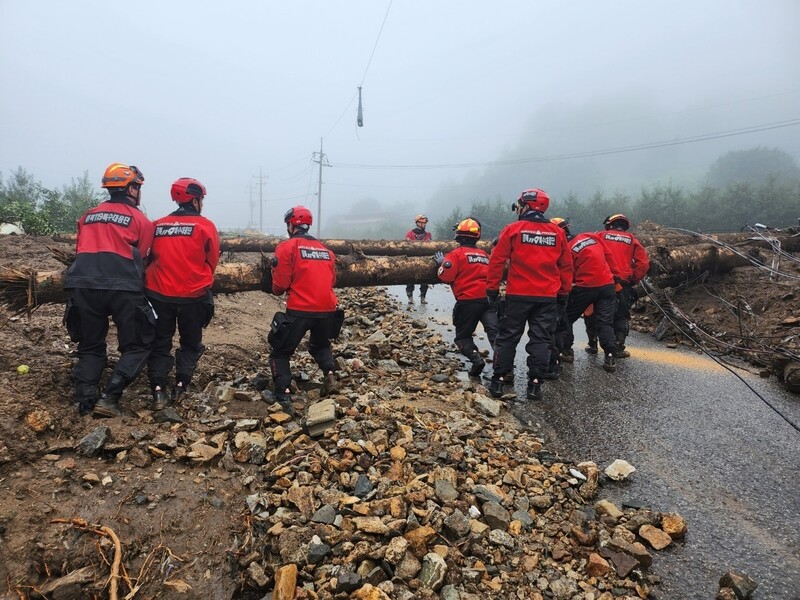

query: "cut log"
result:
(0, 255), (441, 313)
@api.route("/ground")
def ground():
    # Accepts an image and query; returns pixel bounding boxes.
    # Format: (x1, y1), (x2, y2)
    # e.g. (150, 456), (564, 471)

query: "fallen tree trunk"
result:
(646, 242), (768, 288)
(0, 255), (441, 313)
(53, 234), (490, 257)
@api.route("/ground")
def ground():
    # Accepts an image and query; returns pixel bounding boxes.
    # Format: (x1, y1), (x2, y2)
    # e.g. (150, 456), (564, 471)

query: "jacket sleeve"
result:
(486, 229), (510, 293)
(557, 231), (573, 295)
(272, 242), (293, 295)
(205, 222), (221, 274)
(405, 230), (415, 241)
(137, 215), (156, 261)
(631, 238), (650, 282)
(437, 249), (459, 285)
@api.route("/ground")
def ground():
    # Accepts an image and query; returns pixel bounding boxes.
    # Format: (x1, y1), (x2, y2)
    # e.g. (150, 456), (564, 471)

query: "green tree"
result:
(705, 147), (800, 188)
(0, 167), (55, 234)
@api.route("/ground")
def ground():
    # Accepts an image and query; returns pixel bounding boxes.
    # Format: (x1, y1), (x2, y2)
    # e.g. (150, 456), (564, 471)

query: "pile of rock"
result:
(221, 289), (686, 599)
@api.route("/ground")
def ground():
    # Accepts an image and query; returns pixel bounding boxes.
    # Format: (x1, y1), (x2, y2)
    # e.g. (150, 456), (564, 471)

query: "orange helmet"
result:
(414, 214), (428, 225)
(453, 217), (481, 240)
(101, 163), (144, 189)
(603, 213), (630, 230)
(550, 217), (571, 236)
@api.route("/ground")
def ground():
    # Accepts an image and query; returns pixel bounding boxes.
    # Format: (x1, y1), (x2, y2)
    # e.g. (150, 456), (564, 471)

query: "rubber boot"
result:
(407, 294), (414, 305)
(420, 295), (427, 305)
(615, 333), (630, 358)
(75, 385), (98, 416)
(151, 387), (170, 411)
(488, 377), (505, 398)
(542, 361), (560, 380)
(274, 388), (294, 416)
(468, 352), (485, 378)
(92, 391), (122, 418)
(321, 372), (339, 396)
(603, 353), (617, 373)
(560, 348), (575, 363)
(585, 338), (598, 354)
(526, 379), (543, 401)
(171, 382), (187, 405)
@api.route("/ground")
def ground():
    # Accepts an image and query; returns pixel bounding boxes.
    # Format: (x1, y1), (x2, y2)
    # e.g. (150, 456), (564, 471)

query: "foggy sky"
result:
(1, 1), (798, 234)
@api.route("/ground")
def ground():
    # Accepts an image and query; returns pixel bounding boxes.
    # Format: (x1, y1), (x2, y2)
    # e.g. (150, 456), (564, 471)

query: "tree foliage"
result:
(0, 168), (104, 234)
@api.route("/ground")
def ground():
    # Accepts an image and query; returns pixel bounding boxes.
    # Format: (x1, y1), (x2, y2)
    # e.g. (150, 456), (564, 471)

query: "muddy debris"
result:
(0, 282), (689, 599)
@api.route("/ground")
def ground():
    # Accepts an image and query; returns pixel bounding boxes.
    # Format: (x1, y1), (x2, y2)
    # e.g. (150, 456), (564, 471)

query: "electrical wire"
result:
(641, 280), (800, 433)
(331, 118), (800, 170)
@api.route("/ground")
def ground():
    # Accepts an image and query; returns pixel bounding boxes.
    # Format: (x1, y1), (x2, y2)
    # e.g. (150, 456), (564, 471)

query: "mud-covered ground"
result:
(0, 233), (796, 599)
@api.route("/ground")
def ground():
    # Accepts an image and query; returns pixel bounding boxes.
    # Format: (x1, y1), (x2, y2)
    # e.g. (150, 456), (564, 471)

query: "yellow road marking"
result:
(622, 347), (727, 372)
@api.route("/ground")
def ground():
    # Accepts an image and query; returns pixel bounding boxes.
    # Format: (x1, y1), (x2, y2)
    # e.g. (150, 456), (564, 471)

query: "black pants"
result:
(406, 284), (429, 297)
(268, 313), (336, 392)
(614, 284), (635, 337)
(453, 299), (498, 357)
(147, 296), (213, 390)
(64, 288), (155, 398)
(492, 299), (558, 381)
(565, 285), (617, 355)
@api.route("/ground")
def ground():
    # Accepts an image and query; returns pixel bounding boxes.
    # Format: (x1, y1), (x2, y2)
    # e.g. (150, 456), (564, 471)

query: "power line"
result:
(331, 118), (800, 170)
(360, 0), (392, 87)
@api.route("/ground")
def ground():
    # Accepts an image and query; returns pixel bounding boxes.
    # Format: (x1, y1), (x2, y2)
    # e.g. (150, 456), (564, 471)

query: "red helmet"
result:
(171, 177), (206, 203)
(102, 163), (144, 189)
(453, 217), (481, 239)
(516, 188), (550, 213)
(604, 213), (630, 230)
(284, 205), (313, 227)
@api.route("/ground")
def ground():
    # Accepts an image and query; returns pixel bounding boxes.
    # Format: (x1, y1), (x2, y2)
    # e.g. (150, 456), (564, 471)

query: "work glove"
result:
(433, 251), (444, 266)
(613, 276), (625, 286)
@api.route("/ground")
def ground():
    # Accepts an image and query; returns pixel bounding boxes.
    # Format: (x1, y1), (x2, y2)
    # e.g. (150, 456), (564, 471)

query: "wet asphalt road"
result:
(390, 285), (800, 600)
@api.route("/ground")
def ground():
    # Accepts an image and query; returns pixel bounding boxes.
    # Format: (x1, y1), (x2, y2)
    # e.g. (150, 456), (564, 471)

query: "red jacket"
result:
(64, 197), (154, 291)
(272, 233), (337, 315)
(568, 233), (619, 288)
(597, 230), (650, 283)
(437, 244), (490, 301)
(405, 228), (432, 242)
(145, 207), (220, 300)
(487, 214), (573, 300)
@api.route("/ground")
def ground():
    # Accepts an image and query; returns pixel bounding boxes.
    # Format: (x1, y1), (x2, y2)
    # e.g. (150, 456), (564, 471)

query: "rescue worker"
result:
(405, 214), (432, 303)
(486, 189), (572, 401)
(598, 214), (650, 357)
(63, 163), (155, 418)
(434, 217), (498, 377)
(145, 178), (220, 410)
(268, 206), (339, 413)
(551, 218), (620, 372)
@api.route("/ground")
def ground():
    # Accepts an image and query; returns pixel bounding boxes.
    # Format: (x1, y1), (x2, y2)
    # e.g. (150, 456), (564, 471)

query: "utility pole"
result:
(312, 138), (330, 238)
(252, 169), (267, 233)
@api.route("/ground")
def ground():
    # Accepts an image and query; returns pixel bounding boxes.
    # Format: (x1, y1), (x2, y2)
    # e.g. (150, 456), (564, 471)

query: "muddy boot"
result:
(92, 392), (122, 418)
(171, 382), (187, 405)
(542, 361), (560, 380)
(526, 378), (543, 401)
(274, 388), (295, 416)
(468, 352), (485, 378)
(584, 338), (598, 354)
(151, 387), (170, 411)
(603, 353), (617, 373)
(75, 385), (98, 416)
(420, 295), (427, 305)
(321, 372), (339, 396)
(407, 294), (414, 304)
(560, 348), (575, 363)
(615, 333), (630, 358)
(488, 377), (505, 398)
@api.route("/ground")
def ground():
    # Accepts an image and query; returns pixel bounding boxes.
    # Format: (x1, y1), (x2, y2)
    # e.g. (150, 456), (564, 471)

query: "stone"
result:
(586, 552), (611, 577)
(306, 398), (337, 436)
(639, 524), (672, 550)
(395, 551), (422, 579)
(488, 529), (514, 548)
(311, 504), (336, 524)
(443, 509), (471, 540)
(604, 459), (636, 480)
(353, 516), (389, 535)
(351, 584), (392, 600)
(273, 564), (298, 600)
(385, 536), (409, 565)
(247, 561), (268, 587)
(308, 542), (330, 564)
(661, 512), (687, 538)
(77, 426), (110, 457)
(473, 395), (501, 417)
(719, 569), (758, 599)
(595, 498), (623, 519)
(599, 548), (639, 578)
(335, 571), (362, 594)
(404, 525), (436, 557)
(419, 552), (447, 591)
(716, 588), (738, 600)
(354, 473), (374, 498)
(434, 479), (459, 503)
(482, 502), (511, 531)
